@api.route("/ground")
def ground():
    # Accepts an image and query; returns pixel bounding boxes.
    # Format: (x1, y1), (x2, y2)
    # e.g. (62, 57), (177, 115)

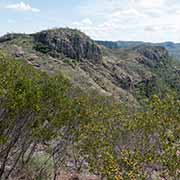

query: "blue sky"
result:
(0, 0), (180, 42)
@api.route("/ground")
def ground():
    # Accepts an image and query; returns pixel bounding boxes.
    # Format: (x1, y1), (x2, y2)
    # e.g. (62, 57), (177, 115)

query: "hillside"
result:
(96, 40), (180, 59)
(0, 29), (180, 105)
(1, 28), (180, 180)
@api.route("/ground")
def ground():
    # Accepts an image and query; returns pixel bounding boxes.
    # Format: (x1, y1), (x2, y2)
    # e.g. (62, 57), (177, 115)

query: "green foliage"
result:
(125, 94), (180, 179)
(34, 43), (51, 54)
(1, 52), (180, 179)
(134, 55), (180, 102)
(70, 93), (180, 179)
(0, 53), (75, 179)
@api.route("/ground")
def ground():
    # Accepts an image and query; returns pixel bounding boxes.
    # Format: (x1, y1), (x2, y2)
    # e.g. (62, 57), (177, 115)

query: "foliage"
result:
(0, 52), (180, 179)
(70, 93), (180, 179)
(34, 42), (51, 54)
(0, 53), (73, 179)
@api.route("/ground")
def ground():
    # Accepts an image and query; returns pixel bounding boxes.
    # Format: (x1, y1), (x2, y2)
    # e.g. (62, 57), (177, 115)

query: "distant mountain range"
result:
(96, 40), (180, 59)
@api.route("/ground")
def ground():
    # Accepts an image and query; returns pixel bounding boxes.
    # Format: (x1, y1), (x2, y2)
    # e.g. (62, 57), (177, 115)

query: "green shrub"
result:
(34, 43), (51, 54)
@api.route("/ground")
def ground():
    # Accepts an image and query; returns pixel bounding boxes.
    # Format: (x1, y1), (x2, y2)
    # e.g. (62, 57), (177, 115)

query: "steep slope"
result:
(0, 28), (180, 104)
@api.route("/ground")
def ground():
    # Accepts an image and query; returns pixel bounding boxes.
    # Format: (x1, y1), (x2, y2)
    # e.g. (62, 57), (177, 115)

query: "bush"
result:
(34, 43), (51, 54)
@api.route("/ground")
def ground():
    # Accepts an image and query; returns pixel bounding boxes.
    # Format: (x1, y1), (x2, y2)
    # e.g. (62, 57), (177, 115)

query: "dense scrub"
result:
(0, 53), (180, 179)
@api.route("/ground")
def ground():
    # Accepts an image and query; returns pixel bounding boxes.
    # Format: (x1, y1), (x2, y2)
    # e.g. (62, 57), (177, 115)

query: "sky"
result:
(0, 0), (180, 42)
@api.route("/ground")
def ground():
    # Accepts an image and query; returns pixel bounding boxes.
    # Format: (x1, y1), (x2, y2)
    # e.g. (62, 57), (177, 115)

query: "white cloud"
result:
(132, 0), (165, 9)
(5, 1), (40, 12)
(72, 0), (180, 42)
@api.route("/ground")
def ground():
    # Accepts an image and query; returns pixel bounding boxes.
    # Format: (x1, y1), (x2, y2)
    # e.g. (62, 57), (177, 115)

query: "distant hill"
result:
(96, 40), (180, 60)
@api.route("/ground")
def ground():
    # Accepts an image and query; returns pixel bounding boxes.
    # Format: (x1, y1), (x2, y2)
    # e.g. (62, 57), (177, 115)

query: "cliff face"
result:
(133, 45), (169, 69)
(135, 46), (168, 60)
(33, 29), (102, 63)
(0, 28), (179, 104)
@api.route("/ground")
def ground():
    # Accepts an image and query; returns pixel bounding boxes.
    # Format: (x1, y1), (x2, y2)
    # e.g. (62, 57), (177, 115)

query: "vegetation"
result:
(0, 29), (180, 180)
(1, 29), (180, 106)
(0, 45), (180, 179)
(96, 40), (180, 60)
(34, 42), (51, 54)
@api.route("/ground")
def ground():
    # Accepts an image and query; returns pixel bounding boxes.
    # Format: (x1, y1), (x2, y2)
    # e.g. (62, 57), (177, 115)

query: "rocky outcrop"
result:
(134, 45), (169, 68)
(13, 45), (25, 57)
(33, 28), (102, 63)
(134, 45), (168, 61)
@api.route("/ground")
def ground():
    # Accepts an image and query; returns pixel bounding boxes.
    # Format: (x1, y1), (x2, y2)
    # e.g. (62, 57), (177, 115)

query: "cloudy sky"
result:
(0, 0), (180, 42)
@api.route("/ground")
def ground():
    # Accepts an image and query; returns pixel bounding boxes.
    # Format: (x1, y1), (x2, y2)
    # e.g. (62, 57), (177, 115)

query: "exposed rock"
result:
(134, 45), (168, 61)
(33, 28), (102, 63)
(133, 45), (169, 69)
(13, 45), (25, 57)
(27, 54), (39, 62)
(113, 70), (133, 90)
